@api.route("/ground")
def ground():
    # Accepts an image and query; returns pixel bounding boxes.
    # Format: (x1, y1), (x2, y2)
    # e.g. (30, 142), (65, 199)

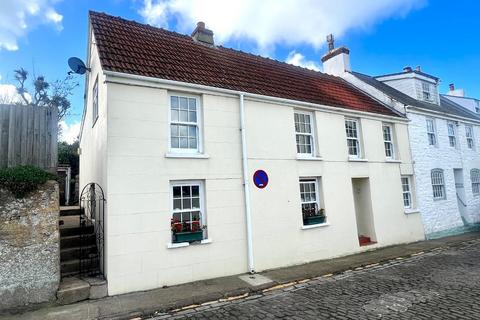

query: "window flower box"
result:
(171, 217), (206, 243)
(302, 207), (326, 226)
(303, 215), (326, 225)
(173, 230), (204, 243)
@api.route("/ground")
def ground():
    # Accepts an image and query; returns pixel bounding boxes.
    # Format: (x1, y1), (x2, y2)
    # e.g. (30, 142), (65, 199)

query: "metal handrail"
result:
(456, 193), (467, 207)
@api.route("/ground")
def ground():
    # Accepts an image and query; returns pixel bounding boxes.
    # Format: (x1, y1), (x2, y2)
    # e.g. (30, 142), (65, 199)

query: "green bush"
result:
(0, 165), (57, 198)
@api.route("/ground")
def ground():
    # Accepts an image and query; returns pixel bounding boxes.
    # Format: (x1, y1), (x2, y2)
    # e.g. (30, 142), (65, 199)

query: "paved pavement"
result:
(4, 232), (479, 320)
(154, 238), (480, 319)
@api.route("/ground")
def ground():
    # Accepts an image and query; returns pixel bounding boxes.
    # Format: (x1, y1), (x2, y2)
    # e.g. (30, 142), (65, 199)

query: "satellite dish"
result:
(68, 57), (90, 75)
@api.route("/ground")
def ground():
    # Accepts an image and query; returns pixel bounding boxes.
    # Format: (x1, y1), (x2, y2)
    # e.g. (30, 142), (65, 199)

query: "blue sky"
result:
(0, 0), (479, 142)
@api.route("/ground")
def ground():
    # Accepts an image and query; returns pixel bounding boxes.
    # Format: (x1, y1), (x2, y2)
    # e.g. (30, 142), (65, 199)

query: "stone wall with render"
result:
(0, 181), (60, 310)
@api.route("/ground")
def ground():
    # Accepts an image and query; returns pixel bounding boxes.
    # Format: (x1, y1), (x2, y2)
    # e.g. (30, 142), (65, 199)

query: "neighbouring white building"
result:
(321, 39), (480, 238)
(79, 12), (425, 296)
(443, 83), (480, 114)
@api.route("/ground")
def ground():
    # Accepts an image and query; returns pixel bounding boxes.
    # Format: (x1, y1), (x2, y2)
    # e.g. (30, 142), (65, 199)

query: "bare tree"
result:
(13, 68), (78, 121)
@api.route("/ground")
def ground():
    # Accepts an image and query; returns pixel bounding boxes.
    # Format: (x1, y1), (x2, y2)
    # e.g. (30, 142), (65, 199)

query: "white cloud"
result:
(138, 0), (424, 51)
(59, 121), (80, 144)
(0, 84), (26, 104)
(0, 0), (63, 51)
(286, 51), (321, 71)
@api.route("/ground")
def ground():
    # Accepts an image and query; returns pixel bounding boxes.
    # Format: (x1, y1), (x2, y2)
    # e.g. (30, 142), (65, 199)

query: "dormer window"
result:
(422, 82), (431, 101)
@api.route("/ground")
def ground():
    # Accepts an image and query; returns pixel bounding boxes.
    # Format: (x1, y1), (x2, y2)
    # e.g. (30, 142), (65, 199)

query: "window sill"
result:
(404, 209), (420, 215)
(165, 153), (210, 159)
(296, 156), (323, 161)
(167, 238), (212, 249)
(301, 222), (330, 230)
(348, 157), (368, 162)
(386, 159), (402, 163)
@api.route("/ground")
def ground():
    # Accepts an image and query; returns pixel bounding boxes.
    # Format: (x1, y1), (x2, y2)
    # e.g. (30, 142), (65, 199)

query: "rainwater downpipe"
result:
(239, 93), (255, 274)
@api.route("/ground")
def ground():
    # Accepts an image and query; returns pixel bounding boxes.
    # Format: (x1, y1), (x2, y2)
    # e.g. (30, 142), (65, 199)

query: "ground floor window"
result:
(299, 178), (326, 225)
(401, 176), (412, 209)
(471, 169), (480, 195)
(171, 180), (206, 243)
(431, 169), (446, 200)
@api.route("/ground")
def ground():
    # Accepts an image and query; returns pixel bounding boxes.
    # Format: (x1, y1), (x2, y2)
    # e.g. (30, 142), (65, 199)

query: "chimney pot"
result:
(403, 66), (412, 73)
(415, 66), (421, 72)
(449, 83), (455, 91)
(197, 21), (205, 29)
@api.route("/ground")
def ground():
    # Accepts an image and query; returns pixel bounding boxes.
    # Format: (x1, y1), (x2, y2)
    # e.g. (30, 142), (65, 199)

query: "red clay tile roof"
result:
(89, 11), (400, 117)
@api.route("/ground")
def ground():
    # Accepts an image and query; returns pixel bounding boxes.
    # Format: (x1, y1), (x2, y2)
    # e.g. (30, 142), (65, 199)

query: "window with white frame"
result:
(92, 76), (99, 126)
(401, 176), (412, 209)
(345, 119), (361, 158)
(294, 111), (315, 156)
(431, 169), (446, 200)
(426, 118), (437, 146)
(471, 169), (480, 195)
(447, 122), (457, 148)
(382, 123), (395, 159)
(422, 82), (431, 101)
(170, 94), (201, 152)
(465, 125), (475, 149)
(171, 181), (206, 243)
(299, 178), (325, 226)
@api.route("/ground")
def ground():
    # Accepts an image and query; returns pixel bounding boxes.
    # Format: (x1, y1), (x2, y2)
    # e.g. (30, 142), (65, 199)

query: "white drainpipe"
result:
(239, 93), (255, 274)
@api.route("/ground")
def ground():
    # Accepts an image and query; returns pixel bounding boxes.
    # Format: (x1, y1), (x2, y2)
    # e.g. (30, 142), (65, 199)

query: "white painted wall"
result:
(407, 111), (480, 234)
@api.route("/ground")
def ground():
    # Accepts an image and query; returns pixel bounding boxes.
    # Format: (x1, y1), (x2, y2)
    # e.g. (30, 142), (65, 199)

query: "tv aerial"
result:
(67, 57), (91, 75)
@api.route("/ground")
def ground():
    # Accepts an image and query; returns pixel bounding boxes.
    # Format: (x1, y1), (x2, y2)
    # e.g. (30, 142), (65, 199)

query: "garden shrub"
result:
(0, 165), (57, 198)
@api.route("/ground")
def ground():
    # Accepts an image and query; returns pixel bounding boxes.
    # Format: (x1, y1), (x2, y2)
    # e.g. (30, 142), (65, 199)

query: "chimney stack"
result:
(447, 83), (465, 97)
(191, 21), (214, 46)
(415, 66), (421, 72)
(321, 34), (351, 76)
(403, 66), (412, 73)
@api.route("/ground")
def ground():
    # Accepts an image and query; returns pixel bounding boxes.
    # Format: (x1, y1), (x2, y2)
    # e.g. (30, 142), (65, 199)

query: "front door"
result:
(454, 169), (467, 223)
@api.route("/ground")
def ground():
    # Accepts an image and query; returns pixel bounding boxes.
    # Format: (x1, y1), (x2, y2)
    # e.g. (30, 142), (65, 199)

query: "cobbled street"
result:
(155, 239), (480, 319)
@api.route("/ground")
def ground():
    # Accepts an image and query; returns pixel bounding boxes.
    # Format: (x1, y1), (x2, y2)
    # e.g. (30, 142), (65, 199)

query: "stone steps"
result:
(57, 276), (107, 305)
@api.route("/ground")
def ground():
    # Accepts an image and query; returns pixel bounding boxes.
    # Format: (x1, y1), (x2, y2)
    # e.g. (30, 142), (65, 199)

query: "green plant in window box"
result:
(303, 207), (326, 225)
(171, 217), (206, 243)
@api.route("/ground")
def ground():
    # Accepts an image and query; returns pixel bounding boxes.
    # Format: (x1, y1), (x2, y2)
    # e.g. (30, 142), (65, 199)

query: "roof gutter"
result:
(102, 70), (409, 123)
(407, 106), (480, 125)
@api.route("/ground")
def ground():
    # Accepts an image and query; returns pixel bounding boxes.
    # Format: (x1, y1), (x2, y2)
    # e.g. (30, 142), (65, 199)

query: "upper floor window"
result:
(426, 118), (437, 146)
(471, 169), (480, 195)
(401, 176), (412, 209)
(422, 82), (431, 101)
(431, 169), (446, 200)
(465, 125), (475, 149)
(171, 181), (206, 243)
(294, 111), (315, 157)
(170, 94), (201, 153)
(382, 123), (395, 159)
(345, 119), (361, 158)
(92, 76), (99, 126)
(447, 122), (456, 148)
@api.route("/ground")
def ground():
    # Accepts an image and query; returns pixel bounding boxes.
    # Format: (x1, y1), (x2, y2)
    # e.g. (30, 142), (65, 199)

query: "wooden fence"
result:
(0, 104), (58, 171)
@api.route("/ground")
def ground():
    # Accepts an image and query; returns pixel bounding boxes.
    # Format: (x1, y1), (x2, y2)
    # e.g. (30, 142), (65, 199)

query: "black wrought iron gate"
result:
(79, 183), (105, 277)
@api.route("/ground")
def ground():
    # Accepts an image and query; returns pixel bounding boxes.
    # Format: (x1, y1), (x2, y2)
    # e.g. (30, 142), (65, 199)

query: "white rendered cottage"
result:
(79, 12), (425, 295)
(322, 41), (480, 237)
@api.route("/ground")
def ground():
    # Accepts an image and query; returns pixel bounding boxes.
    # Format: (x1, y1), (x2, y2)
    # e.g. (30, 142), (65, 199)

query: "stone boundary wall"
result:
(0, 181), (60, 310)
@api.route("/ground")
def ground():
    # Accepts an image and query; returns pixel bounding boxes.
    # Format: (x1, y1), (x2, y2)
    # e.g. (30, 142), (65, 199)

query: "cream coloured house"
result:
(79, 12), (425, 296)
